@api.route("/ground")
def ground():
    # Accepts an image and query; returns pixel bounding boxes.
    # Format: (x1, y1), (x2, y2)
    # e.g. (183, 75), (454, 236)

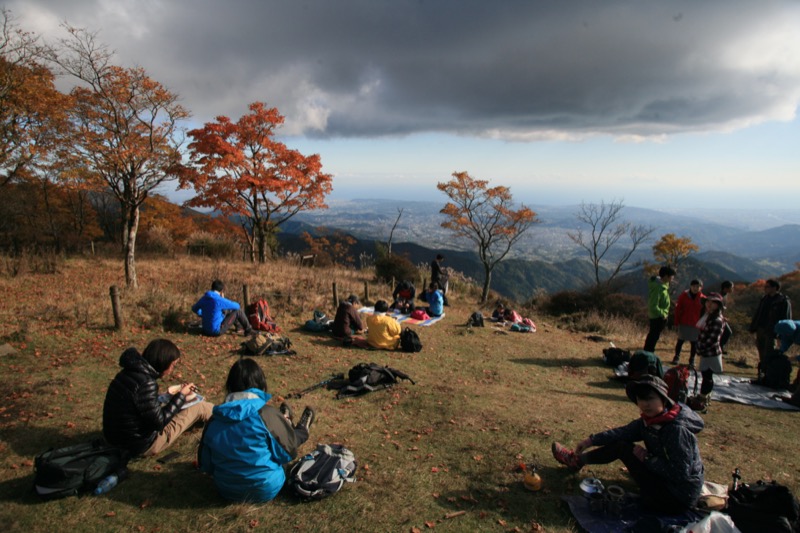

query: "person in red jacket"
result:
(672, 279), (704, 367)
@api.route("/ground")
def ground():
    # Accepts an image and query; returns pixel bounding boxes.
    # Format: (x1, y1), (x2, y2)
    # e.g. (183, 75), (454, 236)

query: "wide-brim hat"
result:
(625, 375), (674, 408)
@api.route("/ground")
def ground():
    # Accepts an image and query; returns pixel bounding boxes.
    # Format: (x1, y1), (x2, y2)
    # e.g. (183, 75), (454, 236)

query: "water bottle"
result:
(94, 468), (128, 495)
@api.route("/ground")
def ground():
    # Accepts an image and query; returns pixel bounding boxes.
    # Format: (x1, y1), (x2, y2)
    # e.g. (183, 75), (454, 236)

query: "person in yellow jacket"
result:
(367, 300), (401, 350)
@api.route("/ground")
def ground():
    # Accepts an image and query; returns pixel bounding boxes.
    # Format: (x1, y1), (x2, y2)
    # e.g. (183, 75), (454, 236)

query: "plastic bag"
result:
(680, 511), (742, 533)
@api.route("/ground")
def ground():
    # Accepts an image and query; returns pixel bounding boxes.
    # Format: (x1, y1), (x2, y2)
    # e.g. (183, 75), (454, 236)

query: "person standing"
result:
(672, 279), (704, 366)
(431, 254), (449, 306)
(192, 280), (253, 337)
(643, 266), (676, 353)
(695, 293), (727, 412)
(719, 281), (734, 355)
(749, 279), (792, 379)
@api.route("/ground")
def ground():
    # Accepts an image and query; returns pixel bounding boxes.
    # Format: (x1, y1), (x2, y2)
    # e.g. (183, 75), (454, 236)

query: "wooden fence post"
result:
(332, 282), (339, 309)
(243, 284), (250, 308)
(110, 285), (123, 330)
(364, 281), (369, 303)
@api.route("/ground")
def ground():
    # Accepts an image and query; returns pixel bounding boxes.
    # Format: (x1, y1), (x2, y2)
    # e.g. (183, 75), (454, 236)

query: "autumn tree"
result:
(568, 199), (655, 288)
(651, 233), (698, 270)
(182, 102), (333, 263)
(437, 171), (537, 304)
(300, 228), (356, 267)
(1, 10), (70, 188)
(51, 26), (189, 288)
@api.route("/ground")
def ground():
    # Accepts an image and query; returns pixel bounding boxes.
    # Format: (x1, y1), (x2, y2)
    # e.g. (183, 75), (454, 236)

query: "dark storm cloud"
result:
(12, 0), (800, 139)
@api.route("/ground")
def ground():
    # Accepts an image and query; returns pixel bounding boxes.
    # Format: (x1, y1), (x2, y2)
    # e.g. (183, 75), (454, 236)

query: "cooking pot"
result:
(579, 477), (604, 498)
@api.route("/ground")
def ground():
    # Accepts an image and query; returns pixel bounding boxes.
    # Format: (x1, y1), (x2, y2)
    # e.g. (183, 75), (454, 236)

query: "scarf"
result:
(641, 403), (681, 426)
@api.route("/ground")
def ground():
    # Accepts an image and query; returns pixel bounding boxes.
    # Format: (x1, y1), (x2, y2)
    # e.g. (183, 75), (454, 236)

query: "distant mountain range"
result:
(273, 199), (798, 301)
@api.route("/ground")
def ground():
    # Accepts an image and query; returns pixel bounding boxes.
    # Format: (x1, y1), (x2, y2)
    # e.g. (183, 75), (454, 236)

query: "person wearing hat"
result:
(331, 294), (365, 346)
(551, 375), (705, 514)
(695, 292), (727, 411)
(672, 279), (705, 367)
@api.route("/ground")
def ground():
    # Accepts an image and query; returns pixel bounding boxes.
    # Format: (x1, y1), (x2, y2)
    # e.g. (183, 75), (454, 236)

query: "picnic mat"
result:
(358, 307), (446, 327)
(686, 373), (800, 411)
(562, 494), (702, 533)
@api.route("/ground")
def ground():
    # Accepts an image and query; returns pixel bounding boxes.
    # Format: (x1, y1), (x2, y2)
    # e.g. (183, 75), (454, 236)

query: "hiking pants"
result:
(219, 308), (251, 335)
(644, 317), (667, 353)
(674, 339), (697, 365)
(581, 441), (688, 514)
(755, 327), (775, 368)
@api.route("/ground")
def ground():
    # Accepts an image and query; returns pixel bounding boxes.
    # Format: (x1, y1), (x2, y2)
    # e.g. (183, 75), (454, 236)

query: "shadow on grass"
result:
(509, 357), (605, 369)
(545, 388), (628, 403)
(3, 426), (104, 457)
(432, 464), (579, 530)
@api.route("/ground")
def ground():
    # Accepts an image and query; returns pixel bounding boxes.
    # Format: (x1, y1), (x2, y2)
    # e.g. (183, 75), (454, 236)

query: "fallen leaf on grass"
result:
(497, 519), (507, 526)
(105, 511), (116, 518)
(473, 455), (483, 462)
(444, 511), (466, 519)
(139, 499), (152, 509)
(424, 521), (436, 528)
(65, 422), (76, 429)
(249, 519), (259, 528)
(411, 528), (421, 533)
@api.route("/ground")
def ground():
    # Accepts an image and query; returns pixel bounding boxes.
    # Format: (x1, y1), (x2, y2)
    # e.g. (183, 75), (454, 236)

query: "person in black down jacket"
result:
(551, 375), (704, 514)
(103, 339), (213, 457)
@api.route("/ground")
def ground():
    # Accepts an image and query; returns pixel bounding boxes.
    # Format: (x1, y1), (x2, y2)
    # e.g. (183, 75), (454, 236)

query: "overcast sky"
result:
(9, 0), (800, 209)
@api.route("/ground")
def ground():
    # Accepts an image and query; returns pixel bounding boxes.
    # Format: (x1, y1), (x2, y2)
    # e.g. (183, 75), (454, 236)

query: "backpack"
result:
(336, 362), (416, 398)
(762, 350), (793, 390)
(628, 350), (664, 379)
(727, 480), (800, 533)
(466, 311), (484, 327)
(288, 444), (357, 500)
(410, 309), (430, 321)
(303, 310), (331, 332)
(246, 299), (280, 333)
(244, 332), (294, 355)
(400, 327), (423, 353)
(602, 347), (632, 367)
(663, 364), (694, 403)
(33, 439), (129, 500)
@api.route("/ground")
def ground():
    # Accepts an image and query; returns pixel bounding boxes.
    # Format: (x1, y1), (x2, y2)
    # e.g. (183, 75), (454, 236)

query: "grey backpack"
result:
(288, 444), (357, 500)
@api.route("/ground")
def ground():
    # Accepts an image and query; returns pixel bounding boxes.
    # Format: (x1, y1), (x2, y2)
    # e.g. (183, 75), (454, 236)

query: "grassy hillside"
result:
(0, 256), (798, 533)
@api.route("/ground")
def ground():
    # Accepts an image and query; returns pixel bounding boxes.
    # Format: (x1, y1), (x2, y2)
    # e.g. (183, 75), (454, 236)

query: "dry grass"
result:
(0, 255), (797, 532)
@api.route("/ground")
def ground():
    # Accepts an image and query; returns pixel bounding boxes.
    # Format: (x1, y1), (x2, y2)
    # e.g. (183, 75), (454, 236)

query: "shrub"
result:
(375, 253), (418, 284)
(187, 231), (239, 259)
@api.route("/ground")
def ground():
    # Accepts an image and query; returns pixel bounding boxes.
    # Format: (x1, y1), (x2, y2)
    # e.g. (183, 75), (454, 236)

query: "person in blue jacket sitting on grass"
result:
(199, 358), (315, 502)
(192, 279), (253, 337)
(422, 282), (444, 317)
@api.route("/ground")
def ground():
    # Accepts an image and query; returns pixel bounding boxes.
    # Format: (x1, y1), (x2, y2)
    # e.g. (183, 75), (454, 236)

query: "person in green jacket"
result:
(643, 266), (676, 353)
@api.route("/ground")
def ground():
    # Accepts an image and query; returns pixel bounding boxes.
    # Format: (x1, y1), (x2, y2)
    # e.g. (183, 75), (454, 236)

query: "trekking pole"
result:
(287, 374), (345, 399)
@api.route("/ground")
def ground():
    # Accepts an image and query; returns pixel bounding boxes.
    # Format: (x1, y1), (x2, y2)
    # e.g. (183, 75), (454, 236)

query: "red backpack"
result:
(664, 365), (693, 403)
(246, 299), (280, 333)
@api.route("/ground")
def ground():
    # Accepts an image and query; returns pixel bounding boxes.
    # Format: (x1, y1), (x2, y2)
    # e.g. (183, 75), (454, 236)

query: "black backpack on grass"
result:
(335, 362), (416, 398)
(400, 327), (422, 353)
(727, 480), (800, 533)
(602, 346), (631, 367)
(33, 439), (129, 500)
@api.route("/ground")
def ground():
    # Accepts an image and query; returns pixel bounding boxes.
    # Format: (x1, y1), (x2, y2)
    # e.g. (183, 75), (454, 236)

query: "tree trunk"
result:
(124, 205), (139, 289)
(480, 263), (492, 304)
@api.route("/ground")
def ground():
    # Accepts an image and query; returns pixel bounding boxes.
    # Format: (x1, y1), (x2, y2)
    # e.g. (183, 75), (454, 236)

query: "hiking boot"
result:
(295, 406), (316, 432)
(551, 442), (582, 471)
(279, 402), (293, 422)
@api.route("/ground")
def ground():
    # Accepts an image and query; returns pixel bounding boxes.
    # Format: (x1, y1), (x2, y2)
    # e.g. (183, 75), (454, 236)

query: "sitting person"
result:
(775, 319), (800, 354)
(491, 302), (506, 322)
(551, 375), (704, 514)
(367, 300), (401, 350)
(390, 280), (416, 314)
(331, 294), (365, 346)
(103, 339), (213, 457)
(192, 279), (253, 337)
(422, 282), (444, 317)
(199, 358), (314, 502)
(503, 307), (523, 324)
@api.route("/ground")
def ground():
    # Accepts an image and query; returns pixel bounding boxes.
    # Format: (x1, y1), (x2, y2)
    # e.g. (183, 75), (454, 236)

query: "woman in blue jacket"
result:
(199, 359), (315, 502)
(423, 282), (444, 317)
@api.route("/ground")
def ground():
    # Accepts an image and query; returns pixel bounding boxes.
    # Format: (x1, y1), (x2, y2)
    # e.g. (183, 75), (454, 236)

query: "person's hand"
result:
(632, 445), (648, 462)
(180, 383), (196, 397)
(575, 437), (593, 454)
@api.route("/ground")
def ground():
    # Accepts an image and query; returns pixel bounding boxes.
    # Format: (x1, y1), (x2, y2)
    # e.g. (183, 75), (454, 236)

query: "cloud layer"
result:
(12, 0), (800, 140)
